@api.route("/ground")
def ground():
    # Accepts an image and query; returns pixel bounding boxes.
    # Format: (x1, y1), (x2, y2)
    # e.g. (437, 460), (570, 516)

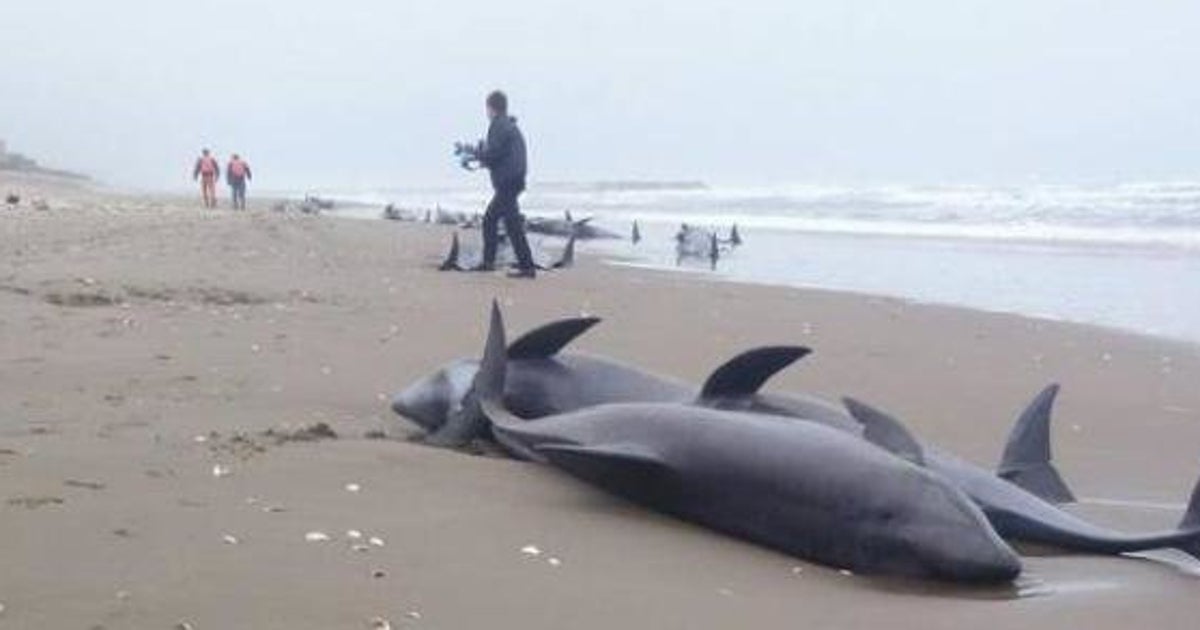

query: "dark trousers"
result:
(230, 179), (247, 210)
(481, 184), (535, 270)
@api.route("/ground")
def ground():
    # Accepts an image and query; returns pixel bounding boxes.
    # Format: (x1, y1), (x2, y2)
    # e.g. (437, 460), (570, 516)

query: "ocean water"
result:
(326, 182), (1200, 344)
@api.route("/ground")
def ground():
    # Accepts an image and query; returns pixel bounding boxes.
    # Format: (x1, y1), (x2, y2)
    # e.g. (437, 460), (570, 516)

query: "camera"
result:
(453, 140), (484, 170)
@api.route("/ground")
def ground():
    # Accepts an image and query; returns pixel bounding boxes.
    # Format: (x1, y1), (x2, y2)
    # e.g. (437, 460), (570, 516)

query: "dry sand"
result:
(2, 174), (1199, 628)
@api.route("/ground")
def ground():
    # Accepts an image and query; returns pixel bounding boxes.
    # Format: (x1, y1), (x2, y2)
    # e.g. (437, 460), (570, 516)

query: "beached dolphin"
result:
(467, 302), (1022, 583)
(728, 224), (742, 246)
(844, 399), (1200, 560)
(674, 224), (723, 269)
(392, 315), (855, 446)
(392, 312), (1086, 498)
(436, 231), (576, 273)
(434, 208), (476, 226)
(392, 310), (1200, 562)
(382, 204), (422, 222)
(393, 312), (1073, 500)
(526, 212), (621, 240)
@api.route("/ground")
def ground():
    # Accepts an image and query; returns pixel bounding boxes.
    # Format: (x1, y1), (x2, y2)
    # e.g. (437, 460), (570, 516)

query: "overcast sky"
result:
(1, 1), (1197, 190)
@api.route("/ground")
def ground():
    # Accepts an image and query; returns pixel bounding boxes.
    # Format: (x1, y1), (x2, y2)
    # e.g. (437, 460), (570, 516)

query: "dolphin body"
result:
(526, 212), (621, 240)
(393, 316), (853, 446)
(844, 398), (1200, 560)
(469, 303), (1022, 583)
(434, 207), (475, 226)
(393, 310), (1200, 561)
(437, 231), (576, 273)
(383, 204), (426, 222)
(674, 224), (735, 269)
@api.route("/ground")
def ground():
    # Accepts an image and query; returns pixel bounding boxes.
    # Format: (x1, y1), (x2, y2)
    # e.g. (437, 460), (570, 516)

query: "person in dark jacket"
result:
(226, 153), (252, 210)
(473, 90), (536, 278)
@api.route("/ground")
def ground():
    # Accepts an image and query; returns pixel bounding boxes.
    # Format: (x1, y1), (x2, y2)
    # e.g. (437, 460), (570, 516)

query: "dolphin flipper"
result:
(537, 443), (673, 490)
(552, 234), (576, 269)
(997, 384), (1076, 503)
(425, 300), (509, 448)
(1174, 475), (1200, 560)
(438, 232), (462, 271)
(469, 301), (545, 460)
(423, 408), (487, 448)
(506, 315), (602, 360)
(699, 346), (812, 399)
(842, 398), (926, 466)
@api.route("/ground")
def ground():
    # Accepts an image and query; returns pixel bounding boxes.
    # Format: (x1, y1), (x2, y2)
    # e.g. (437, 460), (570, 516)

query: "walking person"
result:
(192, 148), (221, 208)
(473, 90), (536, 278)
(226, 153), (252, 210)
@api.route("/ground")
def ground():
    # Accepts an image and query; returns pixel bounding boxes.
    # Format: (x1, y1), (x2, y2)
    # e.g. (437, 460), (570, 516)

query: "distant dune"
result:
(0, 140), (89, 181)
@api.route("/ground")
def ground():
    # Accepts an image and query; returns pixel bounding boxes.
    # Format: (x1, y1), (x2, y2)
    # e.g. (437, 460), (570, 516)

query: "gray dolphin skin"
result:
(392, 315), (855, 446)
(393, 308), (1200, 563)
(436, 231), (575, 273)
(844, 398), (1200, 560)
(469, 302), (1022, 583)
(526, 213), (621, 240)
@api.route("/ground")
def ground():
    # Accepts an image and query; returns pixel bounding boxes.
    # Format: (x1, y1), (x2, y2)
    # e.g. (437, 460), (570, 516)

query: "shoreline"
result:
(2, 183), (1199, 627)
(606, 257), (1200, 350)
(310, 184), (1200, 346)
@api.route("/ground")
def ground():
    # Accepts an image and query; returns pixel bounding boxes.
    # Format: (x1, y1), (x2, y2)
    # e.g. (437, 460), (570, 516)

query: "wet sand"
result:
(2, 174), (1199, 628)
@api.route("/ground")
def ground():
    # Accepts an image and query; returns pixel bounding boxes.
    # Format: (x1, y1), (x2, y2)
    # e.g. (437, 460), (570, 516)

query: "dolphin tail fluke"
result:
(438, 232), (462, 271)
(552, 234), (576, 269)
(699, 346), (811, 400)
(996, 384), (1076, 503)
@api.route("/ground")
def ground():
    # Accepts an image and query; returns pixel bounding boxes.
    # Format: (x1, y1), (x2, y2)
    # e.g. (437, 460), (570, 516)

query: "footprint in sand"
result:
(6, 495), (65, 509)
(64, 479), (106, 491)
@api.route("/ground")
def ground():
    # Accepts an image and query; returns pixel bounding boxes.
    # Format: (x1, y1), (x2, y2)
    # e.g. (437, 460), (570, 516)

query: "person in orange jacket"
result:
(226, 153), (252, 210)
(192, 148), (221, 208)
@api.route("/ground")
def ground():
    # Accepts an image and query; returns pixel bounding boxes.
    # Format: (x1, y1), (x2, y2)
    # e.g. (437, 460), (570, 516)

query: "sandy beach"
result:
(2, 173), (1199, 628)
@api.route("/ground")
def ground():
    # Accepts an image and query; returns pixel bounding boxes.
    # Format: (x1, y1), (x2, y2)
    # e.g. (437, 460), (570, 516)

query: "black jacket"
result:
(479, 115), (527, 191)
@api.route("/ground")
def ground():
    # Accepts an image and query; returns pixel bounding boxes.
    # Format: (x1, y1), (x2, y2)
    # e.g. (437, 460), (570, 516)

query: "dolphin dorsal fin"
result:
(438, 232), (461, 271)
(536, 443), (671, 485)
(506, 315), (601, 360)
(699, 346), (811, 399)
(997, 384), (1076, 503)
(842, 398), (926, 466)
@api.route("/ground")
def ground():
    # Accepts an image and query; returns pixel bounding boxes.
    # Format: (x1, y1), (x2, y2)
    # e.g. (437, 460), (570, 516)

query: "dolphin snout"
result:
(940, 539), (1022, 584)
(912, 479), (1023, 583)
(390, 382), (447, 433)
(390, 390), (413, 418)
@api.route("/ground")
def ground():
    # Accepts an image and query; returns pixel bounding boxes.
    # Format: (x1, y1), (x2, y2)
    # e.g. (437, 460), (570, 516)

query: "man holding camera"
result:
(471, 90), (537, 278)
